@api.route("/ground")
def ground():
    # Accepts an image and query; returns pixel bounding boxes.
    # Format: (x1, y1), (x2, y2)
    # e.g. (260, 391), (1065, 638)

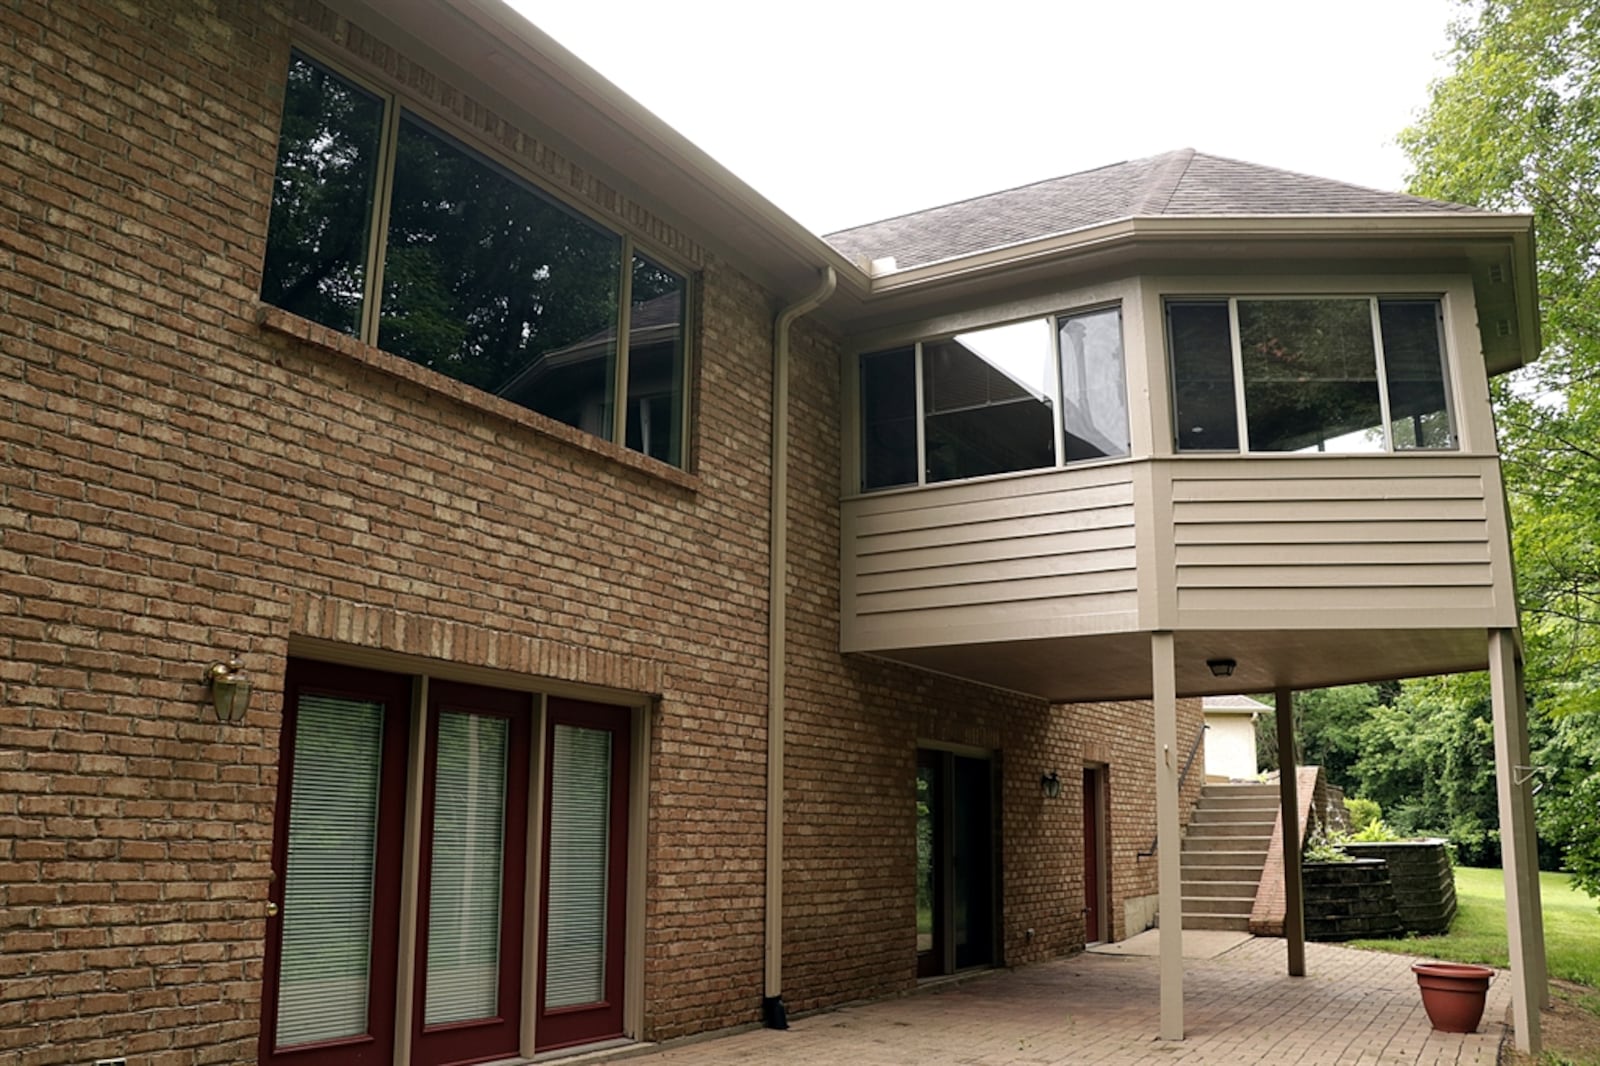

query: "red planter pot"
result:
(1412, 962), (1495, 1033)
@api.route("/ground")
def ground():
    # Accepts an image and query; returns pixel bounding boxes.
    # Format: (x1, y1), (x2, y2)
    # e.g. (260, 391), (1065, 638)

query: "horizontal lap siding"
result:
(844, 470), (1139, 650)
(1170, 465), (1498, 624)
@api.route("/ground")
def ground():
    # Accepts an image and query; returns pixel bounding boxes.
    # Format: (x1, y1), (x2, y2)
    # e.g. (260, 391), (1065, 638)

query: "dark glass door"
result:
(916, 749), (995, 976)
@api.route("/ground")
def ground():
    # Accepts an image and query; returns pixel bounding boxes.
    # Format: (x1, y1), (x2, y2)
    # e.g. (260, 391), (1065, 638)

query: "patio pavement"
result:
(616, 938), (1511, 1065)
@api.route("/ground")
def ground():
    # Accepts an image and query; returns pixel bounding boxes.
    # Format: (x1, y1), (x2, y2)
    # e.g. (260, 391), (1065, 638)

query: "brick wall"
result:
(0, 2), (1195, 1063)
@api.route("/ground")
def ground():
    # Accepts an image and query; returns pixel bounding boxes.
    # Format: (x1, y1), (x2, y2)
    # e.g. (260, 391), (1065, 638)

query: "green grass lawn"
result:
(1348, 867), (1600, 988)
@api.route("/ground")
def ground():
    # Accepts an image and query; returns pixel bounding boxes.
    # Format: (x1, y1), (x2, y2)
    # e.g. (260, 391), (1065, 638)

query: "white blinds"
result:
(276, 695), (385, 1048)
(424, 712), (509, 1026)
(543, 724), (612, 1009)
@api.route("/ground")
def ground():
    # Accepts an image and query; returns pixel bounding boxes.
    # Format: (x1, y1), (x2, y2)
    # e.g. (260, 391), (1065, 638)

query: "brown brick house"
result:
(0, 2), (1546, 1065)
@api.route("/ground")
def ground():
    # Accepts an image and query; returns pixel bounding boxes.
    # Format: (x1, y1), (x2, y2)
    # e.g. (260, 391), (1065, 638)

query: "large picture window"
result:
(859, 307), (1130, 491)
(1167, 296), (1454, 453)
(262, 50), (690, 467)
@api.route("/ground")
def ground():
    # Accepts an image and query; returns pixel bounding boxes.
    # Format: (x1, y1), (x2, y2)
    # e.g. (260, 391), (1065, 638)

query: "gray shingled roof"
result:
(822, 148), (1480, 271)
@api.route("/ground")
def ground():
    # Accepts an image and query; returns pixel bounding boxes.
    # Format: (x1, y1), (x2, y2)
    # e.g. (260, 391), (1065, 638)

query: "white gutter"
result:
(763, 267), (836, 1029)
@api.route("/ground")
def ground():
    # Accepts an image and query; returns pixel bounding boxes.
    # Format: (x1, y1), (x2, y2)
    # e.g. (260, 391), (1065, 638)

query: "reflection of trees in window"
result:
(262, 53), (384, 336)
(383, 115), (622, 429)
(260, 52), (691, 467)
(1168, 297), (1455, 453)
(1240, 299), (1383, 453)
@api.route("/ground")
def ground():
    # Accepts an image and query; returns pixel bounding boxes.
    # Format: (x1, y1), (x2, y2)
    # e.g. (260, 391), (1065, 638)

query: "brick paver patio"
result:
(623, 939), (1510, 1065)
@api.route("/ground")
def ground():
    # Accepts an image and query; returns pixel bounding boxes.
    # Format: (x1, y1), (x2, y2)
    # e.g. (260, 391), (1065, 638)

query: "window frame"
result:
(263, 44), (697, 469)
(855, 302), (1131, 493)
(1164, 294), (1458, 455)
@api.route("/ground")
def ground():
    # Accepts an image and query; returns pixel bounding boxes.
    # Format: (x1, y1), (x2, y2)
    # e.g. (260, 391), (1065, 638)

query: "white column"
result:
(1152, 632), (1183, 1041)
(1490, 628), (1543, 1054)
(1275, 686), (1305, 977)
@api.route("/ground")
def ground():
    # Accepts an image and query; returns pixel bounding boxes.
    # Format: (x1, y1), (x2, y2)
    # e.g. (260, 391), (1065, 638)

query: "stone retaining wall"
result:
(1303, 859), (1404, 940)
(1340, 841), (1457, 934)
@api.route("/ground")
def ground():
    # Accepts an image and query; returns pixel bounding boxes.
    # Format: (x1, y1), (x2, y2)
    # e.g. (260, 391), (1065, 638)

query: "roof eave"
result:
(864, 214), (1540, 373)
(333, 0), (871, 301)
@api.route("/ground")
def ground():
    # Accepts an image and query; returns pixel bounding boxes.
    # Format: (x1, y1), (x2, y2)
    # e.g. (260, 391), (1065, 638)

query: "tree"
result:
(1401, 0), (1600, 896)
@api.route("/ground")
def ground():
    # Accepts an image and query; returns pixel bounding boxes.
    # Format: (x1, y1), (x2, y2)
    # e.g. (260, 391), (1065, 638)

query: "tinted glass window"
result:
(1380, 300), (1454, 449)
(923, 320), (1055, 483)
(860, 348), (918, 490)
(1059, 308), (1130, 462)
(1168, 301), (1239, 451)
(262, 52), (384, 336)
(1238, 298), (1383, 452)
(383, 114), (622, 438)
(624, 255), (687, 465)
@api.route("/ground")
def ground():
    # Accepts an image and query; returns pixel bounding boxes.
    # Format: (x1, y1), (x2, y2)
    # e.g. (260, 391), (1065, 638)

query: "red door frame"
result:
(410, 681), (533, 1066)
(534, 698), (631, 1052)
(1083, 766), (1107, 943)
(260, 660), (412, 1066)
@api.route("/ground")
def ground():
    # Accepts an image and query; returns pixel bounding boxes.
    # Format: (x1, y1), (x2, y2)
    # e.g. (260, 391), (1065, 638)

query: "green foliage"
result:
(1303, 829), (1352, 863)
(1349, 675), (1502, 866)
(1254, 683), (1395, 779)
(1401, 0), (1600, 907)
(1345, 796), (1383, 833)
(1346, 818), (1406, 843)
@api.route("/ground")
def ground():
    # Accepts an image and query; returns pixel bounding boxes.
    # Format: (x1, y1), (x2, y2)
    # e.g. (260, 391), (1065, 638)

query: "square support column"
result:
(1152, 631), (1183, 1041)
(1274, 686), (1305, 977)
(1489, 628), (1544, 1053)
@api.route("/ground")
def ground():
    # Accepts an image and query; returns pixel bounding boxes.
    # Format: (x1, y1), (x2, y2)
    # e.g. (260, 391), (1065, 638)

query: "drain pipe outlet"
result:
(764, 266), (836, 1030)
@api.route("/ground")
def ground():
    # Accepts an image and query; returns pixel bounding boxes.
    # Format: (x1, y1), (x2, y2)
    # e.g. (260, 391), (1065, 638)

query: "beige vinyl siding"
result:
(1165, 456), (1516, 629)
(842, 465), (1140, 652)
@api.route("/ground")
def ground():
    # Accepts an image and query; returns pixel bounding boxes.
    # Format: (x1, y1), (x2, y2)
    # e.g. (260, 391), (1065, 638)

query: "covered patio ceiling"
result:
(861, 626), (1492, 704)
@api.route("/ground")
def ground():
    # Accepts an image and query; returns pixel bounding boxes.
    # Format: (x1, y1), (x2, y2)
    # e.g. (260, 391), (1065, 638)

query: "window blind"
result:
(424, 712), (509, 1026)
(543, 724), (612, 1009)
(276, 695), (385, 1047)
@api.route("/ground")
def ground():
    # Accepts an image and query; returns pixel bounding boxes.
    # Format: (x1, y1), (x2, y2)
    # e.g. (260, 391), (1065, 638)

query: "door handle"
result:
(267, 901), (279, 917)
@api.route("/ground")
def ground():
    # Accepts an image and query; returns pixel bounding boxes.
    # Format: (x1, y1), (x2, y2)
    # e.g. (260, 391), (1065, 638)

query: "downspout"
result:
(764, 267), (836, 1029)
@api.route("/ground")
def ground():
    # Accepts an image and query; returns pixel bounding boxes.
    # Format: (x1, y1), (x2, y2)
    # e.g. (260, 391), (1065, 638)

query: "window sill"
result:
(257, 305), (699, 493)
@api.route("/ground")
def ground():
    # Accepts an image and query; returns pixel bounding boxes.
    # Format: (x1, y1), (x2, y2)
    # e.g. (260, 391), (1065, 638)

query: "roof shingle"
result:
(822, 148), (1480, 271)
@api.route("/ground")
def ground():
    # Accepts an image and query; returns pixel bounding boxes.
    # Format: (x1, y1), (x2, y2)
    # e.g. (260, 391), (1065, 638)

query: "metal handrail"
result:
(1138, 723), (1207, 858)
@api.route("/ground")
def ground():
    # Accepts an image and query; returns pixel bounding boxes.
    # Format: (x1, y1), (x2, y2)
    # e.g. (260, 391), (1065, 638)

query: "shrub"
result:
(1345, 797), (1382, 833)
(1347, 817), (1404, 842)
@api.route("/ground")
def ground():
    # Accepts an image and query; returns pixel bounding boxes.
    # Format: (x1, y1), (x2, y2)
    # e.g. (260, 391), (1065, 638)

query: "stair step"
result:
(1182, 895), (1254, 915)
(1181, 864), (1264, 882)
(1201, 783), (1278, 798)
(1190, 816), (1273, 832)
(1182, 846), (1269, 864)
(1182, 879), (1260, 898)
(1191, 808), (1278, 824)
(1198, 795), (1283, 811)
(1181, 912), (1252, 932)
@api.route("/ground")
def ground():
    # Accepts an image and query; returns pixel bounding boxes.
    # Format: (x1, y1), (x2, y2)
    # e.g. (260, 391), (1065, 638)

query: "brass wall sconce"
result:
(1207, 658), (1237, 678)
(1040, 770), (1062, 799)
(204, 654), (251, 723)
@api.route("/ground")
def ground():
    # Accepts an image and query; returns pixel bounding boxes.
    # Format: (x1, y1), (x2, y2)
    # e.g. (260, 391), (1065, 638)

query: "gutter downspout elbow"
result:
(764, 266), (836, 1030)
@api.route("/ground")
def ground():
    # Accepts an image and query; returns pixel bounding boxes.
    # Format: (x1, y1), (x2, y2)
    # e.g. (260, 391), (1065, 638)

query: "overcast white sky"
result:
(512, 0), (1463, 234)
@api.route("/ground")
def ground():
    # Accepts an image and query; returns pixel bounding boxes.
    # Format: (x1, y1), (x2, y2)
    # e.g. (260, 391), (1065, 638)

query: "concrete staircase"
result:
(1180, 782), (1278, 932)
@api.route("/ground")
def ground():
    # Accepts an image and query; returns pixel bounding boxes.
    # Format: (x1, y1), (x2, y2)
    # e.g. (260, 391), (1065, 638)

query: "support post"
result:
(1152, 632), (1183, 1041)
(1490, 628), (1544, 1053)
(1512, 649), (1550, 1008)
(1274, 686), (1305, 977)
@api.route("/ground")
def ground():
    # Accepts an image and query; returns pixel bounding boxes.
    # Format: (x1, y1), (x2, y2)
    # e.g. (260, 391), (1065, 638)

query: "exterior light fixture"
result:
(1207, 658), (1237, 678)
(204, 654), (251, 723)
(1040, 770), (1062, 799)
